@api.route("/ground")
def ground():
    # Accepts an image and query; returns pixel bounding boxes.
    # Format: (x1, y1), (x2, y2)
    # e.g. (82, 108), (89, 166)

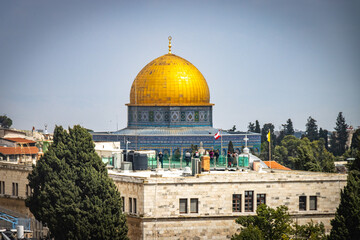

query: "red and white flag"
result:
(214, 130), (221, 140)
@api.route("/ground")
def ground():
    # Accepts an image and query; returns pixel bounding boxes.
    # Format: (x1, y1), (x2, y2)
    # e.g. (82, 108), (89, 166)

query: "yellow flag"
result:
(267, 130), (271, 142)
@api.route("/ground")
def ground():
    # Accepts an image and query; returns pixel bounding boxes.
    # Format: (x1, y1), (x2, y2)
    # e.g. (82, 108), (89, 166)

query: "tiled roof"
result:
(110, 127), (261, 136)
(3, 138), (36, 144)
(263, 161), (291, 170)
(0, 146), (39, 155)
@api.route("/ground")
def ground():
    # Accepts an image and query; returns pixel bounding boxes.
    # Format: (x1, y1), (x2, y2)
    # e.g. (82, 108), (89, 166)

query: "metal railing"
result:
(147, 155), (249, 170)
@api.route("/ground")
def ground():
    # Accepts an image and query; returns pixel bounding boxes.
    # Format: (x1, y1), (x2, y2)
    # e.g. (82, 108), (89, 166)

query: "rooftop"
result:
(263, 161), (291, 170)
(0, 146), (39, 155)
(3, 138), (36, 144)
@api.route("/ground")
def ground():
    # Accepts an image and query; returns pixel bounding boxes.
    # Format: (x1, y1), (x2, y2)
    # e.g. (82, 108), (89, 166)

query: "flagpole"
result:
(269, 131), (271, 169)
(220, 129), (223, 158)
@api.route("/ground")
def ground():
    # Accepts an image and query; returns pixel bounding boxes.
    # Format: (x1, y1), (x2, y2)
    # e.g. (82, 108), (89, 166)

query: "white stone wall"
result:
(111, 170), (347, 239)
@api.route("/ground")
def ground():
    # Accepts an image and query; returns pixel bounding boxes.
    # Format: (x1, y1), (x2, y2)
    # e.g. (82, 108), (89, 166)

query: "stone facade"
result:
(111, 170), (347, 240)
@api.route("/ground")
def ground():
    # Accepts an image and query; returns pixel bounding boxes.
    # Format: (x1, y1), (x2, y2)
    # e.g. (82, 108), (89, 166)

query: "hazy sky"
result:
(1, 0), (359, 133)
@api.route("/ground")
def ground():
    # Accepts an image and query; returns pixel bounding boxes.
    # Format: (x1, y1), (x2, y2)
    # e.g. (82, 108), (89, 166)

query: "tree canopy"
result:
(305, 116), (318, 141)
(329, 170), (360, 239)
(255, 120), (261, 133)
(318, 128), (329, 150)
(330, 132), (360, 239)
(248, 122), (255, 132)
(0, 115), (12, 128)
(232, 205), (325, 240)
(274, 135), (335, 172)
(284, 119), (294, 136)
(330, 112), (348, 156)
(26, 125), (128, 240)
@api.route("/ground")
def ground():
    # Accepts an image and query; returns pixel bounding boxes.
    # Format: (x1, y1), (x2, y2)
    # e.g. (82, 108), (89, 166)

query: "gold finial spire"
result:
(168, 36), (172, 54)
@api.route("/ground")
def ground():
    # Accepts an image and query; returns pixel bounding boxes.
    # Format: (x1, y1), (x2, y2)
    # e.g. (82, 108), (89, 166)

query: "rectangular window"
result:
(26, 184), (32, 197)
(121, 197), (125, 212)
(12, 182), (18, 196)
(133, 198), (137, 214)
(257, 194), (266, 206)
(245, 191), (254, 212)
(299, 196), (307, 211)
(129, 197), (132, 213)
(310, 196), (317, 210)
(232, 194), (241, 212)
(0, 181), (4, 194)
(179, 198), (187, 214)
(190, 198), (198, 213)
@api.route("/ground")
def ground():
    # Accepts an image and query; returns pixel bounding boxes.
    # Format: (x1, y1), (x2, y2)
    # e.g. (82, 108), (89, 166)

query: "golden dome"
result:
(127, 53), (213, 106)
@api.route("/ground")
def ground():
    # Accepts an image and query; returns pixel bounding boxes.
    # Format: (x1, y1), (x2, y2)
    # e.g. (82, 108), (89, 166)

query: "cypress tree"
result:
(255, 120), (261, 133)
(329, 170), (360, 239)
(351, 129), (360, 150)
(284, 119), (294, 136)
(305, 116), (318, 141)
(26, 125), (128, 240)
(228, 141), (234, 153)
(330, 133), (360, 239)
(319, 128), (329, 150)
(333, 112), (349, 156)
(248, 122), (255, 132)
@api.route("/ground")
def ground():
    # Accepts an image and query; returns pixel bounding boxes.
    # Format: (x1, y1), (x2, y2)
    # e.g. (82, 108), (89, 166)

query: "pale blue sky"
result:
(1, 0), (359, 133)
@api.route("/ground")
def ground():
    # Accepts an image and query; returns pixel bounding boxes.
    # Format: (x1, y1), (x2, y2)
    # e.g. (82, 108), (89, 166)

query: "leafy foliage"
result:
(273, 136), (335, 172)
(232, 224), (264, 240)
(294, 220), (326, 240)
(0, 115), (12, 128)
(26, 125), (128, 240)
(234, 205), (293, 240)
(233, 205), (326, 240)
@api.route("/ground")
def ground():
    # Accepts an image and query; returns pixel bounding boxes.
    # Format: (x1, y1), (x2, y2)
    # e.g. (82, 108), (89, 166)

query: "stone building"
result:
(0, 157), (347, 239)
(0, 162), (47, 238)
(111, 169), (346, 239)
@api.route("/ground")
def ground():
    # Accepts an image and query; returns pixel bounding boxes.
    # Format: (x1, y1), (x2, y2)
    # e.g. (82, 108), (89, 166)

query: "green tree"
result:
(255, 120), (261, 133)
(229, 125), (236, 132)
(294, 220), (326, 240)
(233, 205), (292, 240)
(349, 134), (360, 172)
(191, 144), (198, 154)
(330, 112), (349, 156)
(274, 136), (335, 172)
(351, 129), (360, 150)
(329, 170), (360, 239)
(228, 140), (234, 153)
(0, 115), (12, 128)
(261, 123), (276, 144)
(284, 119), (294, 136)
(248, 122), (255, 132)
(232, 224), (264, 240)
(26, 125), (128, 240)
(233, 205), (326, 240)
(318, 128), (329, 150)
(305, 116), (318, 141)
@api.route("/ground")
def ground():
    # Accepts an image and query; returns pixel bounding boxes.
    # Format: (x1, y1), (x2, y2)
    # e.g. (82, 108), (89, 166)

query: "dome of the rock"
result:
(128, 53), (212, 106)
